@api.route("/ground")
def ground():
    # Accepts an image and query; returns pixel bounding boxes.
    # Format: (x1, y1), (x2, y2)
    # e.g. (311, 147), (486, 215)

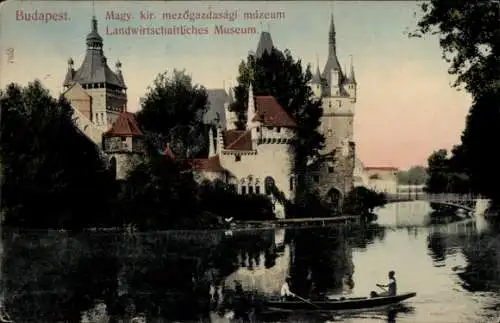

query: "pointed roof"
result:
(192, 156), (226, 173)
(252, 96), (297, 128)
(255, 31), (274, 58)
(322, 14), (345, 88)
(349, 59), (357, 84)
(64, 16), (126, 89)
(311, 65), (322, 84)
(104, 112), (143, 137)
(224, 130), (253, 151)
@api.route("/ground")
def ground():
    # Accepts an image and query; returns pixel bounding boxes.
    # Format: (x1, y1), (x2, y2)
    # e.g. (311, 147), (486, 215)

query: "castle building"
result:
(62, 16), (144, 180)
(307, 14), (357, 210)
(192, 84), (297, 218)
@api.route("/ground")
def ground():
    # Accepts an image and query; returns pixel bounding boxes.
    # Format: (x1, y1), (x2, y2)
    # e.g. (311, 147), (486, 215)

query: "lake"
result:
(1, 201), (500, 322)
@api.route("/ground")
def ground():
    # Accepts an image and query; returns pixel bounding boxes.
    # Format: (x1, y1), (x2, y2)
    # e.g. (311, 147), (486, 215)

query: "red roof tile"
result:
(253, 96), (297, 127)
(163, 144), (176, 160)
(224, 130), (252, 151)
(192, 156), (226, 173)
(104, 112), (143, 137)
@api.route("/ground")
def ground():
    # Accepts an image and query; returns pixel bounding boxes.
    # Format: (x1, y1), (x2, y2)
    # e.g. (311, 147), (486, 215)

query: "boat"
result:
(262, 292), (417, 311)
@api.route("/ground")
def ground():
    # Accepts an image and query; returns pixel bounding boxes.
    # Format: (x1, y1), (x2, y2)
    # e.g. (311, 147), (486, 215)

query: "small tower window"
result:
(241, 186), (247, 194)
(289, 177), (294, 191)
(248, 186), (254, 194)
(255, 186), (261, 194)
(328, 102), (332, 108)
(235, 155), (241, 162)
(327, 130), (333, 137)
(276, 127), (281, 133)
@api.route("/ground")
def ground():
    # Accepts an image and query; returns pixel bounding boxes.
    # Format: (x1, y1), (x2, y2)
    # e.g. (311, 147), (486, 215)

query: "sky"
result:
(0, 1), (472, 170)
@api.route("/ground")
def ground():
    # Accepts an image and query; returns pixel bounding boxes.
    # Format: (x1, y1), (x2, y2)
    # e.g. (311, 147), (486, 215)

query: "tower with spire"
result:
(308, 12), (358, 210)
(62, 16), (143, 180)
(63, 16), (127, 130)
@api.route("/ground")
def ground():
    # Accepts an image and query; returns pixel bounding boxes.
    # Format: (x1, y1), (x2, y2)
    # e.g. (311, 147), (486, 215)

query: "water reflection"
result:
(1, 202), (500, 322)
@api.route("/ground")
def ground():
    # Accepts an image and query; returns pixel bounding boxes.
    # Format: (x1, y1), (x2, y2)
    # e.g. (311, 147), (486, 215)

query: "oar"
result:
(292, 293), (323, 310)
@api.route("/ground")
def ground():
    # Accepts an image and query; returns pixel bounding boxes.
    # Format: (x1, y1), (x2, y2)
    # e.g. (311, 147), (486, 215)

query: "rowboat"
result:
(262, 292), (417, 311)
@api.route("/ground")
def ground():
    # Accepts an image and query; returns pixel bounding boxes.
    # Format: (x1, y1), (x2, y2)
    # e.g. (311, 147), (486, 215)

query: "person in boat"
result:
(280, 277), (296, 301)
(375, 270), (397, 297)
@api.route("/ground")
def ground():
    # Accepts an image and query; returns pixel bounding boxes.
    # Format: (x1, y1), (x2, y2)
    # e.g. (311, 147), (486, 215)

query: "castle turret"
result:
(247, 84), (259, 146)
(310, 54), (323, 99)
(62, 16), (127, 129)
(208, 126), (216, 157)
(255, 31), (274, 58)
(321, 14), (345, 96)
(345, 55), (357, 101)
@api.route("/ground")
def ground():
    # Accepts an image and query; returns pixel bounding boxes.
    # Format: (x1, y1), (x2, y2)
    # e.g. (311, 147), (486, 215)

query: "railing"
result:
(385, 193), (481, 202)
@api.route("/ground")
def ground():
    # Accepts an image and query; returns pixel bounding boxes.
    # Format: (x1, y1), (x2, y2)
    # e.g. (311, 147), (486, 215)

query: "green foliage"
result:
(411, 0), (500, 97)
(229, 49), (325, 180)
(396, 165), (428, 185)
(136, 69), (210, 159)
(413, 1), (500, 201)
(198, 179), (275, 221)
(0, 81), (116, 229)
(343, 187), (387, 215)
(425, 149), (470, 194)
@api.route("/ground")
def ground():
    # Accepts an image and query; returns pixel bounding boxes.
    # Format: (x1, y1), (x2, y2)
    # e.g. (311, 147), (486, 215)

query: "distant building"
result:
(364, 167), (399, 194)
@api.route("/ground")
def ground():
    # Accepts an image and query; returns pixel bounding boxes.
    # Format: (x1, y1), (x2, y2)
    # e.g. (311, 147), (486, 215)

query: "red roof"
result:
(224, 130), (252, 151)
(163, 144), (176, 160)
(104, 112), (143, 137)
(252, 96), (297, 128)
(192, 156), (226, 173)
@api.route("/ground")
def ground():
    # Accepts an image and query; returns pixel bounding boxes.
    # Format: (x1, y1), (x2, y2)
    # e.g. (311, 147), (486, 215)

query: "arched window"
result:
(109, 157), (117, 179)
(289, 177), (294, 191)
(265, 176), (275, 195)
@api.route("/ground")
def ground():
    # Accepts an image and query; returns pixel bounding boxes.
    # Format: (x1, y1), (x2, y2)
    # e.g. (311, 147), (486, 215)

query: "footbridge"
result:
(384, 193), (484, 212)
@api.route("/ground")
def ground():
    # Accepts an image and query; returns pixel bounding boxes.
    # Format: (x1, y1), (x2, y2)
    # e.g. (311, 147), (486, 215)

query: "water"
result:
(1, 201), (500, 322)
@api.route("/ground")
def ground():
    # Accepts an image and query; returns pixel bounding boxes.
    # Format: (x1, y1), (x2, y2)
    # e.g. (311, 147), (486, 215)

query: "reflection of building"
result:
(364, 167), (398, 194)
(224, 229), (290, 294)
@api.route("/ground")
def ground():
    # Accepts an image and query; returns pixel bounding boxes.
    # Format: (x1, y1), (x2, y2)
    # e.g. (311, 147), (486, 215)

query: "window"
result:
(289, 177), (294, 191)
(328, 101), (332, 108)
(327, 129), (333, 137)
(241, 186), (247, 194)
(267, 126), (273, 130)
(121, 137), (126, 142)
(313, 175), (319, 183)
(328, 167), (334, 173)
(277, 127), (281, 133)
(337, 100), (342, 108)
(255, 186), (261, 194)
(249, 186), (254, 194)
(256, 127), (260, 132)
(235, 155), (241, 162)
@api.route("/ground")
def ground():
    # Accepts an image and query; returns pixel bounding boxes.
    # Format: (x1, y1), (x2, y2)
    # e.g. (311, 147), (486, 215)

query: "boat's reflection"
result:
(249, 303), (416, 322)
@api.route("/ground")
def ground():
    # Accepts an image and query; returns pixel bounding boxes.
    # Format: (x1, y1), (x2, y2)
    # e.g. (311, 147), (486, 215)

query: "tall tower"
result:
(310, 13), (358, 210)
(63, 16), (127, 129)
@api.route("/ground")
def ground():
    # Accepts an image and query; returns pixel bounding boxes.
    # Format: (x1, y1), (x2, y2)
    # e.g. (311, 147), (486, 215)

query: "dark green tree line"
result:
(413, 1), (500, 201)
(0, 81), (116, 229)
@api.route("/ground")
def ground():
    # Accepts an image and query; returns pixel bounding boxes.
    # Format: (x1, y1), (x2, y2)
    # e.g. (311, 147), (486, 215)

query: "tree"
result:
(0, 81), (115, 229)
(136, 69), (210, 159)
(397, 165), (428, 185)
(229, 49), (325, 192)
(343, 187), (387, 215)
(412, 1), (500, 200)
(411, 0), (500, 97)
